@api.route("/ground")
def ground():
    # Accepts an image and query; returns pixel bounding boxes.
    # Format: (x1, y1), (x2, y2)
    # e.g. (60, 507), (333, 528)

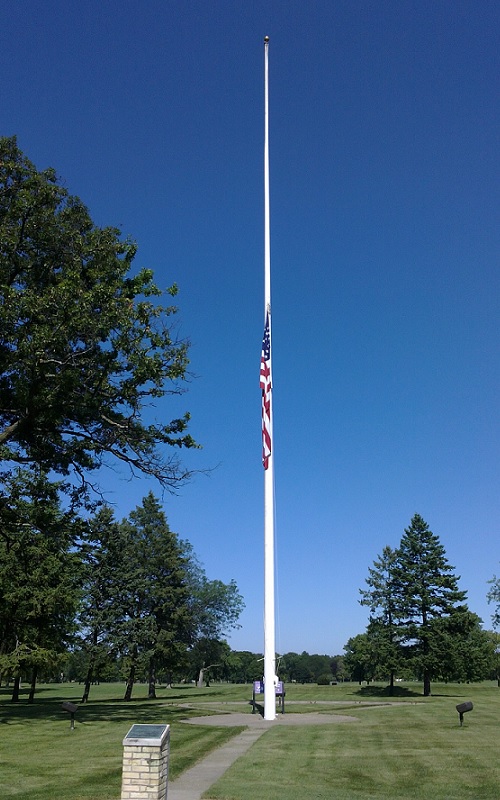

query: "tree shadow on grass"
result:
(0, 682), (224, 707)
(352, 685), (423, 699)
(153, 690), (220, 701)
(0, 695), (208, 726)
(73, 701), (196, 725)
(351, 684), (476, 700)
(0, 685), (55, 698)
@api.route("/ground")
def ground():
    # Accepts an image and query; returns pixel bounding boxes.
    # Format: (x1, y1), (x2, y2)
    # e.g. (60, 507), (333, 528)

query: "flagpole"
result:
(263, 34), (276, 722)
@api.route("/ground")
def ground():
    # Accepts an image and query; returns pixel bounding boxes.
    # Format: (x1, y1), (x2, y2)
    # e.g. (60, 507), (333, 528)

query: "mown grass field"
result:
(1, 681), (499, 799)
(0, 682), (244, 800)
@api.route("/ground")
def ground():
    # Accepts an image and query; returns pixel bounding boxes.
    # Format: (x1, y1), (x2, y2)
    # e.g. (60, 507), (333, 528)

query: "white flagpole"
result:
(263, 34), (276, 722)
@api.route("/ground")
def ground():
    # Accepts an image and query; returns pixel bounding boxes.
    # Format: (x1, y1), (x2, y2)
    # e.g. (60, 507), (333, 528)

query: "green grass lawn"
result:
(1, 681), (499, 800)
(0, 682), (244, 800)
(207, 682), (500, 800)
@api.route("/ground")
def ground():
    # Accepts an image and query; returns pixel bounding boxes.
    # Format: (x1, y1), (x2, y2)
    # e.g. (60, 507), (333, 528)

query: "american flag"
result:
(260, 310), (272, 469)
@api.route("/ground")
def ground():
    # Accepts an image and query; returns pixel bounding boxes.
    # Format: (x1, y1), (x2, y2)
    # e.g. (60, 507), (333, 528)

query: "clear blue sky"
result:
(2, 1), (499, 656)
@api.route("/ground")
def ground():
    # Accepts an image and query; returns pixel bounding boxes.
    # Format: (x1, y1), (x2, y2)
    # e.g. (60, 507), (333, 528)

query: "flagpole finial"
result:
(264, 35), (269, 43)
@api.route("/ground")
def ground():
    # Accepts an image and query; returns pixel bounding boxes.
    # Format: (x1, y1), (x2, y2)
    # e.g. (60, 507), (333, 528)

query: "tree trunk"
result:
(389, 669), (395, 696)
(197, 667), (204, 688)
(28, 666), (38, 703)
(81, 659), (94, 703)
(148, 656), (156, 699)
(124, 645), (138, 701)
(82, 630), (98, 703)
(11, 675), (21, 702)
(422, 624), (431, 696)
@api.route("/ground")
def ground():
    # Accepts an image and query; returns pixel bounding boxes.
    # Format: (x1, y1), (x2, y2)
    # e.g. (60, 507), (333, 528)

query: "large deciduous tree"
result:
(0, 136), (197, 493)
(185, 566), (244, 687)
(430, 608), (494, 683)
(343, 633), (377, 684)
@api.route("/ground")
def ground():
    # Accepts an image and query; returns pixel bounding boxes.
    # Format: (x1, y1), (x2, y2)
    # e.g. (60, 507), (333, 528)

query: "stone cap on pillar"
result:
(123, 724), (170, 747)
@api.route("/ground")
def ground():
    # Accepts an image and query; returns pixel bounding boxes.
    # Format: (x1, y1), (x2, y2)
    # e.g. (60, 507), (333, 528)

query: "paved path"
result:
(167, 724), (266, 800)
(167, 710), (358, 800)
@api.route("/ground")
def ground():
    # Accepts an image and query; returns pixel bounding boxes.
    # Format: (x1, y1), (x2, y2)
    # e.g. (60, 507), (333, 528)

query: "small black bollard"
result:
(456, 701), (473, 726)
(62, 701), (78, 731)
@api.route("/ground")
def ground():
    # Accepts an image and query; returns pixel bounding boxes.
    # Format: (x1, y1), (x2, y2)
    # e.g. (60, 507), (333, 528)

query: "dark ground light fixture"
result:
(456, 701), (473, 726)
(61, 701), (78, 730)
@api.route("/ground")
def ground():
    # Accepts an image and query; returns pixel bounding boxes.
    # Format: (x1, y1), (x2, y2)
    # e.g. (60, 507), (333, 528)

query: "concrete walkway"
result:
(167, 723), (266, 800)
(167, 710), (358, 800)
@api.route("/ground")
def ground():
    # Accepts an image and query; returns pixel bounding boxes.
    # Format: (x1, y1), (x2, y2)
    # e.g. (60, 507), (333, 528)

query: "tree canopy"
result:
(487, 572), (500, 630)
(0, 141), (250, 700)
(0, 136), (197, 493)
(76, 493), (244, 701)
(359, 545), (402, 692)
(0, 469), (82, 700)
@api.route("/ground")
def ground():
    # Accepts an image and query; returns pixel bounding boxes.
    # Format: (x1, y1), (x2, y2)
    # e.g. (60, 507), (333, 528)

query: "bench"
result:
(252, 680), (285, 714)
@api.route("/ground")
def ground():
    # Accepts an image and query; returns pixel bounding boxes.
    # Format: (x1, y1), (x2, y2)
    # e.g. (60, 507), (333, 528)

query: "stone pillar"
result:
(121, 723), (170, 800)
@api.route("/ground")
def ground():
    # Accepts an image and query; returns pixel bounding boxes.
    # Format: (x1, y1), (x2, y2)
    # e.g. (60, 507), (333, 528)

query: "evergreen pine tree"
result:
(360, 545), (403, 693)
(394, 513), (467, 696)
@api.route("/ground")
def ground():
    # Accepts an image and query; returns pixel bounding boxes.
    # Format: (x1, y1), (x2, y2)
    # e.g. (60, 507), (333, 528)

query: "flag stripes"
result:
(260, 310), (272, 469)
